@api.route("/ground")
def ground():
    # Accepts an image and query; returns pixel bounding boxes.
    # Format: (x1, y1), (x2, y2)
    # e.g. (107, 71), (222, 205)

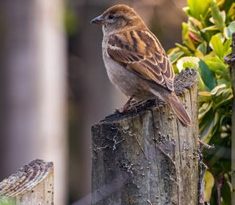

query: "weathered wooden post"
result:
(0, 160), (54, 205)
(92, 69), (199, 205)
(225, 32), (235, 205)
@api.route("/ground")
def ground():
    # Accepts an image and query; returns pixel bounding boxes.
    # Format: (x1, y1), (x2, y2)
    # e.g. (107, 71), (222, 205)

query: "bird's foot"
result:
(118, 96), (136, 113)
(116, 97), (151, 114)
(115, 96), (142, 114)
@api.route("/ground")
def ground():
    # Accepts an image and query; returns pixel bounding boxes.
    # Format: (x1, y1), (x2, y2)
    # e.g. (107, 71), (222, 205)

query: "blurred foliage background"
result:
(169, 0), (234, 204)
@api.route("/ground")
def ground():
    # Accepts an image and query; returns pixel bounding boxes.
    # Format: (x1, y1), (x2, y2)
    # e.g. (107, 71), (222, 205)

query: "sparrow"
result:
(91, 4), (191, 126)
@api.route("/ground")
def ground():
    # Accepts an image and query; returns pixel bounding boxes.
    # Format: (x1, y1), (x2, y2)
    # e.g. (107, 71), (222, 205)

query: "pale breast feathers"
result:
(107, 30), (175, 92)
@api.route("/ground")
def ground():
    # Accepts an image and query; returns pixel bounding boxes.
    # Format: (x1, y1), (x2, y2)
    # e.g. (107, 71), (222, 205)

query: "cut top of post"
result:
(0, 159), (54, 204)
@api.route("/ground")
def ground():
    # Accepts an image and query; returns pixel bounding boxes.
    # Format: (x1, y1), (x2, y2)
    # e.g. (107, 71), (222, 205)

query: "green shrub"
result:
(168, 0), (235, 204)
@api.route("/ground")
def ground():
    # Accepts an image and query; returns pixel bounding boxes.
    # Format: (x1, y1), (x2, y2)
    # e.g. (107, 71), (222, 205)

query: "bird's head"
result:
(91, 4), (145, 35)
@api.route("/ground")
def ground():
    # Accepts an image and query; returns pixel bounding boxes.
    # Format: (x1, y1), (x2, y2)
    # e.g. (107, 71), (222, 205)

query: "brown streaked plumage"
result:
(91, 4), (191, 126)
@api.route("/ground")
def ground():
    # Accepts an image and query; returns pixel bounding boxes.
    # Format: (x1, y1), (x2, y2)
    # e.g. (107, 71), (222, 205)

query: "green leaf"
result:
(209, 11), (226, 24)
(168, 49), (184, 64)
(188, 17), (203, 30)
(182, 23), (197, 51)
(204, 170), (215, 202)
(176, 57), (215, 90)
(200, 111), (219, 143)
(176, 56), (200, 72)
(187, 0), (211, 20)
(198, 60), (217, 90)
(198, 91), (212, 103)
(199, 102), (213, 120)
(201, 25), (220, 32)
(227, 3), (235, 20)
(211, 85), (233, 109)
(209, 33), (225, 58)
(224, 21), (235, 39)
(175, 43), (192, 55)
(210, 0), (226, 31)
(197, 42), (207, 55)
(221, 180), (231, 205)
(223, 38), (232, 56)
(210, 84), (226, 95)
(204, 55), (229, 79)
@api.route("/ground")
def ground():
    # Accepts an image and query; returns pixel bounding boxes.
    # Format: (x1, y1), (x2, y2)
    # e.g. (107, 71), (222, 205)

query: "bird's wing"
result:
(107, 30), (174, 91)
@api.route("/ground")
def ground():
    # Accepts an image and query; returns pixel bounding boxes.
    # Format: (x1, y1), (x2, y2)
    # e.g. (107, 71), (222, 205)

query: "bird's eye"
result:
(108, 15), (115, 20)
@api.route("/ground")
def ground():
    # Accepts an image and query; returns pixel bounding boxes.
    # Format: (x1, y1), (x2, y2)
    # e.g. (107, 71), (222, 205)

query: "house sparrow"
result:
(91, 4), (191, 126)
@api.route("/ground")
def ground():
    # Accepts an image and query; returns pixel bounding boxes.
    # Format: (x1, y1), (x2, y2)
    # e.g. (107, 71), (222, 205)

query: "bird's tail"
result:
(165, 92), (191, 126)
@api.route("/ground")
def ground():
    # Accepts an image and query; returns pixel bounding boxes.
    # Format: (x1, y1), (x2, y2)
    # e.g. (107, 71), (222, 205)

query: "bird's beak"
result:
(90, 15), (104, 25)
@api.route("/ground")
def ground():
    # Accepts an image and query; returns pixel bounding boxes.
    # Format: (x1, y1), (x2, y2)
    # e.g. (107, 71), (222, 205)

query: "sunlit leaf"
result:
(216, 0), (225, 7)
(176, 56), (200, 72)
(198, 92), (212, 104)
(210, 0), (226, 30)
(210, 84), (226, 95)
(188, 17), (203, 30)
(209, 13), (225, 24)
(223, 38), (232, 56)
(201, 25), (220, 32)
(204, 170), (215, 202)
(175, 43), (192, 55)
(209, 33), (225, 58)
(204, 55), (227, 72)
(182, 23), (197, 50)
(187, 0), (211, 20)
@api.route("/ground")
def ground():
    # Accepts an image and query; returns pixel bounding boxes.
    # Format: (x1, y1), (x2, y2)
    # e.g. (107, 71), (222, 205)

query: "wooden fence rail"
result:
(0, 160), (54, 205)
(92, 69), (200, 205)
